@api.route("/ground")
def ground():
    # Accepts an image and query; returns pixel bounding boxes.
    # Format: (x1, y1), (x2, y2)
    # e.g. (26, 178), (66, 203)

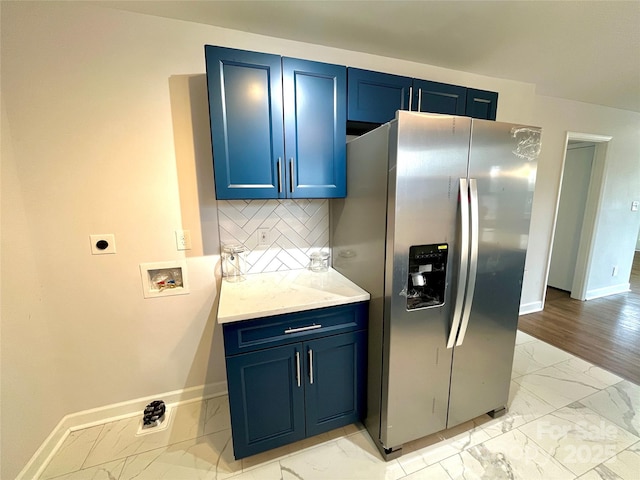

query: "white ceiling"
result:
(107, 0), (640, 112)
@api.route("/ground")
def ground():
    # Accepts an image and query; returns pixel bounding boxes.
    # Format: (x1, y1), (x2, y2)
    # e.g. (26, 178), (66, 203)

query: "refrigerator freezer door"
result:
(447, 119), (538, 428)
(381, 112), (470, 448)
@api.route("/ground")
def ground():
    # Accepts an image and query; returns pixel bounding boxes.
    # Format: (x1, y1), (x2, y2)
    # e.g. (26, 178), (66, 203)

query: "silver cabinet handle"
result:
(447, 178), (469, 349)
(277, 157), (283, 193)
(418, 88), (423, 112)
(284, 324), (322, 334)
(308, 348), (314, 384)
(408, 86), (413, 111)
(289, 159), (295, 193)
(456, 178), (479, 347)
(295, 350), (301, 387)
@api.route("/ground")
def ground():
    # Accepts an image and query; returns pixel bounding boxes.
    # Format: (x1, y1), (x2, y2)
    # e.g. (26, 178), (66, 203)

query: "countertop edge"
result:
(218, 294), (370, 324)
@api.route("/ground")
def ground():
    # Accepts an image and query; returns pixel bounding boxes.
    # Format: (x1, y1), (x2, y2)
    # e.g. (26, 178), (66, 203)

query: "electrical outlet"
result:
(175, 230), (192, 250)
(90, 234), (116, 255)
(257, 228), (270, 246)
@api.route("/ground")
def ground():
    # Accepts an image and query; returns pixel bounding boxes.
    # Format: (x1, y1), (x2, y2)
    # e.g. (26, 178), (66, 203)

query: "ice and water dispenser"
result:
(407, 243), (448, 310)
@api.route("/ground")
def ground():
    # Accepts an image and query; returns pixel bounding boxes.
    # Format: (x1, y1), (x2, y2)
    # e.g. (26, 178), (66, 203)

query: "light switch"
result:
(632, 201), (639, 212)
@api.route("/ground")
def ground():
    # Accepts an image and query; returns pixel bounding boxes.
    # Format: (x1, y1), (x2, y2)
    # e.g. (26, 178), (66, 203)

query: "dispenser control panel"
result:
(407, 243), (448, 310)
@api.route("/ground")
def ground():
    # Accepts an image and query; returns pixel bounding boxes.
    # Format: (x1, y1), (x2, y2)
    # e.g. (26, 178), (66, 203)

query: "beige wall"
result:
(4, 1), (637, 478)
(0, 3), (232, 478)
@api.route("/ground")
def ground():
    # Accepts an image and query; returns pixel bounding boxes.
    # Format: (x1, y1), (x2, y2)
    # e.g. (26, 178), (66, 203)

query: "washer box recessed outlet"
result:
(90, 234), (116, 255)
(140, 260), (189, 298)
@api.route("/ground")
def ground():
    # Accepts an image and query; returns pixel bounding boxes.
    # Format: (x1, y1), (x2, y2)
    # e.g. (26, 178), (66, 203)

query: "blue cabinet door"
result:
(283, 58), (346, 198)
(466, 88), (498, 120)
(304, 330), (367, 437)
(347, 68), (413, 124)
(226, 344), (305, 459)
(413, 80), (467, 115)
(205, 46), (285, 199)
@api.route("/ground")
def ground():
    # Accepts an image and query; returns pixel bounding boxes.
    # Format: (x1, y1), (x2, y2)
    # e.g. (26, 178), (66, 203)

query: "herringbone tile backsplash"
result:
(217, 199), (329, 274)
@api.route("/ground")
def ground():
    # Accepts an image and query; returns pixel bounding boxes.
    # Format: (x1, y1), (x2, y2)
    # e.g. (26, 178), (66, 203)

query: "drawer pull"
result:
(284, 324), (322, 334)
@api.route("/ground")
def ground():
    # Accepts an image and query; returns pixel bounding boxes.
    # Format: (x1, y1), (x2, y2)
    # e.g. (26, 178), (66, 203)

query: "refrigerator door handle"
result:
(456, 178), (479, 347)
(447, 178), (469, 349)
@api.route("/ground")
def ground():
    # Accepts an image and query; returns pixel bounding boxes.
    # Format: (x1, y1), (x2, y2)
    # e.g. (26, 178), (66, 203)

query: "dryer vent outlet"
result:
(90, 234), (116, 255)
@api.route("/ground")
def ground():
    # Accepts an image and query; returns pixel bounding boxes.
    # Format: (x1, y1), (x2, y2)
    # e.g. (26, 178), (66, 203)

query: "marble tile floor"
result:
(39, 331), (640, 480)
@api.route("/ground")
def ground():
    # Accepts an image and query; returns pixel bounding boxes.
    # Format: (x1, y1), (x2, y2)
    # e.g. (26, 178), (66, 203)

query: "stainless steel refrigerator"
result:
(330, 111), (540, 459)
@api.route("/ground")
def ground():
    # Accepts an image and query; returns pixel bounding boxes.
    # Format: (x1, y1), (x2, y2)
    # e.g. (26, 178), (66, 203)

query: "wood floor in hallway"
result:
(518, 251), (640, 385)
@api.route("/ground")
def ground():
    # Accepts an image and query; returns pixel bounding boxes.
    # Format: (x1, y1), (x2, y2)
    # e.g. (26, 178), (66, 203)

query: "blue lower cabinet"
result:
(223, 303), (368, 460)
(304, 330), (367, 437)
(226, 344), (306, 459)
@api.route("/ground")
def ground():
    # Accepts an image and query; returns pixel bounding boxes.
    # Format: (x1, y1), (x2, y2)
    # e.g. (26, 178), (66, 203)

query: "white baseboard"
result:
(17, 381), (228, 480)
(519, 301), (543, 315)
(585, 283), (631, 300)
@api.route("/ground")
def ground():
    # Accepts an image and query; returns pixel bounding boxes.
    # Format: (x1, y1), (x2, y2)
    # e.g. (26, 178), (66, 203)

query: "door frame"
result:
(544, 131), (612, 304)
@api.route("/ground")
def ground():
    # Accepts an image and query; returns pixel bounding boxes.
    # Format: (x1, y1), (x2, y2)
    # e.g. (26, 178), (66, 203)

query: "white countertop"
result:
(217, 268), (370, 324)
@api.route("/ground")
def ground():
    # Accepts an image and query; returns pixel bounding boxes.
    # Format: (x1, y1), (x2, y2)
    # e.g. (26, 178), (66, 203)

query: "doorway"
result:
(548, 142), (595, 292)
(544, 132), (612, 303)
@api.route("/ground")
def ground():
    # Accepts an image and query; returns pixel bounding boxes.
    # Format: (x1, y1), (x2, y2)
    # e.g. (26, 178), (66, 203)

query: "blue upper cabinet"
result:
(205, 46), (347, 200)
(205, 46), (284, 200)
(283, 58), (347, 199)
(466, 88), (498, 120)
(346, 68), (499, 128)
(412, 80), (467, 115)
(347, 68), (413, 124)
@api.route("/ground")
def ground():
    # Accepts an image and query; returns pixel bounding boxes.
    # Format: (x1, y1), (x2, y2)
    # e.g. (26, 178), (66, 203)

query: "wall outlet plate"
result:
(90, 234), (116, 255)
(257, 228), (270, 245)
(175, 229), (192, 250)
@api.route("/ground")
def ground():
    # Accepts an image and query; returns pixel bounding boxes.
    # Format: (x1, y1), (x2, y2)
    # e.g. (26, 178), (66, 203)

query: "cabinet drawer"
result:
(223, 302), (368, 356)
